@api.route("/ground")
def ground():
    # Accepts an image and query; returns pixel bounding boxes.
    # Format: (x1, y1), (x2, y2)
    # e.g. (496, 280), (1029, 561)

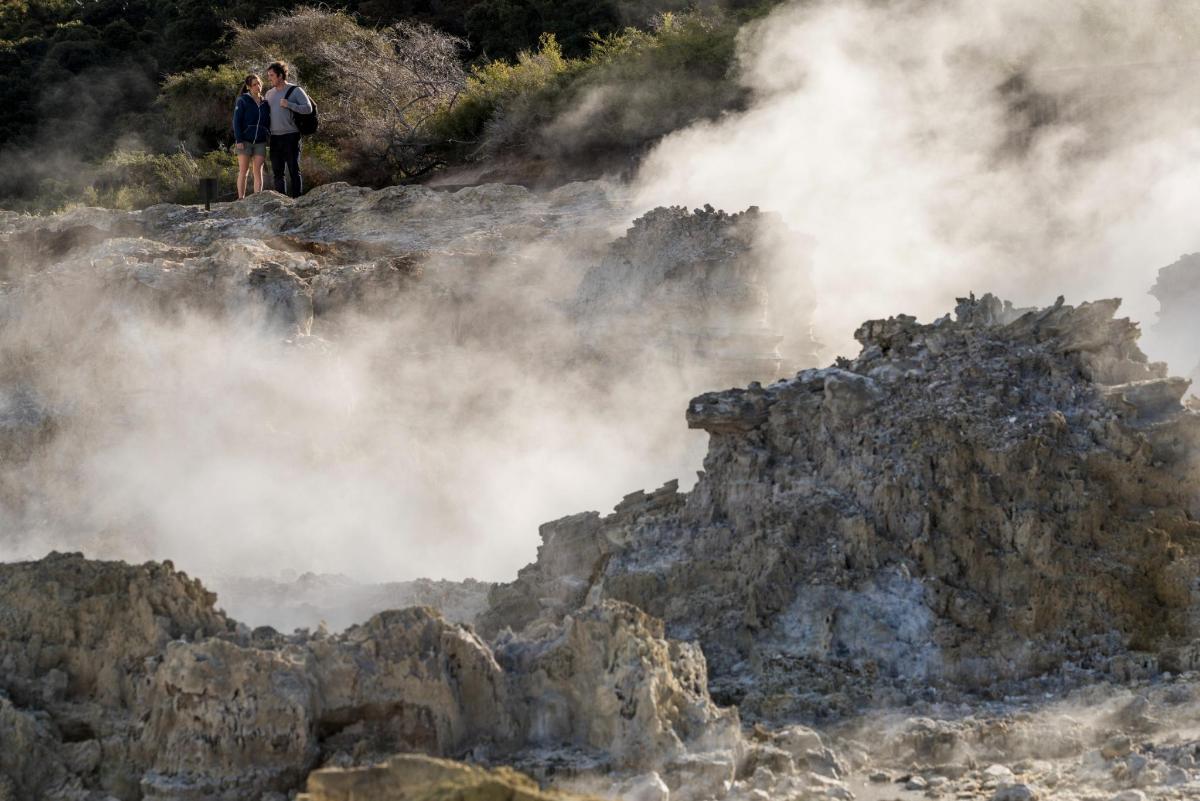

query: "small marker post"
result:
(200, 177), (217, 211)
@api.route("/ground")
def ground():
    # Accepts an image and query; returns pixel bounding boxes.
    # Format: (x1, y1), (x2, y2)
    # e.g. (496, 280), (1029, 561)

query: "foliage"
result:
(0, 0), (782, 209)
(430, 11), (745, 167)
(429, 33), (576, 148)
(88, 149), (239, 209)
(228, 7), (467, 182)
(161, 63), (248, 150)
(316, 19), (467, 180)
(0, 0), (309, 152)
(228, 6), (362, 100)
(354, 0), (700, 58)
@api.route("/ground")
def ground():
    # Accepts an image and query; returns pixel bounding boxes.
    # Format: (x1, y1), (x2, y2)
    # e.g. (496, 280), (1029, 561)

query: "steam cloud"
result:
(8, 0), (1200, 621)
(0, 217), (709, 588)
(633, 0), (1200, 364)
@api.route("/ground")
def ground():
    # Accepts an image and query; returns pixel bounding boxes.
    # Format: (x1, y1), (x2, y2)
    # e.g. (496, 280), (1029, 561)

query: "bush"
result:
(160, 63), (247, 150)
(227, 6), (369, 121)
(428, 33), (578, 149)
(430, 12), (745, 167)
(224, 8), (467, 181)
(88, 148), (238, 209)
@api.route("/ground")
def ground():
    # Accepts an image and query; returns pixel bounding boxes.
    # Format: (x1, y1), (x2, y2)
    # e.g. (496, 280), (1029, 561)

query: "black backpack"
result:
(284, 85), (319, 136)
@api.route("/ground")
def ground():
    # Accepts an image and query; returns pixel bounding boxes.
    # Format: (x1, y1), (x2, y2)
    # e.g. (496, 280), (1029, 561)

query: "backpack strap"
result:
(284, 85), (297, 100)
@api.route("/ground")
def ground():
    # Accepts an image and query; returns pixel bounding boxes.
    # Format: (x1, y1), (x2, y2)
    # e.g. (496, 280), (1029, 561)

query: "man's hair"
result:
(267, 61), (289, 80)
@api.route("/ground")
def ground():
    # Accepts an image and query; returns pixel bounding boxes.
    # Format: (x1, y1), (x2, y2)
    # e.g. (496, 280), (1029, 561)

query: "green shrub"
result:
(89, 149), (238, 209)
(160, 63), (247, 149)
(428, 33), (580, 149)
(430, 11), (744, 165)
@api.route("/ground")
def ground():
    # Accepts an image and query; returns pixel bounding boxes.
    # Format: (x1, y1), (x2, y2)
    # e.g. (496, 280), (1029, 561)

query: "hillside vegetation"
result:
(0, 0), (780, 211)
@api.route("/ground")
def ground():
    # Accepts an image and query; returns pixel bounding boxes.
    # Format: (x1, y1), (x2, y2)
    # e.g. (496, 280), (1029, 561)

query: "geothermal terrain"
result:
(2, 182), (1200, 801)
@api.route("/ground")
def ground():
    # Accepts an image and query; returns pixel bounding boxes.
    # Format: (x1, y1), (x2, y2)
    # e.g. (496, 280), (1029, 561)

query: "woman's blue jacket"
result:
(233, 94), (270, 144)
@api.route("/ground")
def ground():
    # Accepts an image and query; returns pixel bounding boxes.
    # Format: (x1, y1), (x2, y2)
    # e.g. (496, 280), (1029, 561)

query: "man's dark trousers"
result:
(270, 133), (302, 197)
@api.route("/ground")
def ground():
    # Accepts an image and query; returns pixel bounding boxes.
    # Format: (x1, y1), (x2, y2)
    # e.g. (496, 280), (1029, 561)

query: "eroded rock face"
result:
(497, 600), (741, 774)
(481, 295), (1200, 720)
(574, 204), (818, 387)
(0, 553), (233, 799)
(0, 555), (738, 801)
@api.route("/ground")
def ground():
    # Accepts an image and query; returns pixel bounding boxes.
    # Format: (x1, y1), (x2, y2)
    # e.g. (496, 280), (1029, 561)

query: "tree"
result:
(465, 0), (621, 59)
(229, 8), (467, 181)
(313, 19), (468, 179)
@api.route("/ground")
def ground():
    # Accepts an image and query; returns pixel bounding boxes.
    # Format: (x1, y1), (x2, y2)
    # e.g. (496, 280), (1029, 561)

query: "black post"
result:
(200, 177), (217, 211)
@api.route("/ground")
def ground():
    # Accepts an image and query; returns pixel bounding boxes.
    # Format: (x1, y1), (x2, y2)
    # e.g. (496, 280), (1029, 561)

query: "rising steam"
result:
(633, 0), (1200, 364)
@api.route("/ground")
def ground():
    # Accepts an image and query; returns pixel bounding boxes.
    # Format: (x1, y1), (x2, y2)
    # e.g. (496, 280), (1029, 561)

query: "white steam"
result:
(0, 201), (709, 588)
(634, 0), (1200, 364)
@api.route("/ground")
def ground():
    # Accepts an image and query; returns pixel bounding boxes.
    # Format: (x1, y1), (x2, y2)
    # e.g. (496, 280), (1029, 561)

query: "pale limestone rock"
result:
(138, 638), (319, 799)
(296, 753), (603, 801)
(0, 555), (740, 801)
(612, 771), (671, 801)
(992, 784), (1037, 801)
(498, 600), (741, 772)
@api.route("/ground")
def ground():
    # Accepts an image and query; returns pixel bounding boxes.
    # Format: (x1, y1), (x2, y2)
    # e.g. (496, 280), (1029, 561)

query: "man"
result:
(264, 61), (313, 198)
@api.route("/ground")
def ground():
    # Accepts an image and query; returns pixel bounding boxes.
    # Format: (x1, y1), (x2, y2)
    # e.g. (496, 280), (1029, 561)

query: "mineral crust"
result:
(480, 294), (1200, 720)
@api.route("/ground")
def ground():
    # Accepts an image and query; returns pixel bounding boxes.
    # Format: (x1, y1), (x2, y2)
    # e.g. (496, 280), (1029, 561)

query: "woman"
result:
(232, 74), (270, 199)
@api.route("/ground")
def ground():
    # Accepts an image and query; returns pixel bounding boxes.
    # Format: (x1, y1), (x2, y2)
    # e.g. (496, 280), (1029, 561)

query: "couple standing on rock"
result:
(232, 61), (314, 200)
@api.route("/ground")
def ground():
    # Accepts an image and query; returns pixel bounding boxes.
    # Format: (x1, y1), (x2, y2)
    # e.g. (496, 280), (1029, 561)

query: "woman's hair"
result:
(241, 74), (261, 95)
(267, 61), (288, 81)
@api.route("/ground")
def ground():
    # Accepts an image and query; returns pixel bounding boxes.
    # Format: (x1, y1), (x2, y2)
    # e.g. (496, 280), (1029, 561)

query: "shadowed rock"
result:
(481, 294), (1200, 721)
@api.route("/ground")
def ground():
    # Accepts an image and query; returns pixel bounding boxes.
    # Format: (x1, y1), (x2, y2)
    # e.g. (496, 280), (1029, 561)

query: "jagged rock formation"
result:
(0, 553), (739, 801)
(1149, 253), (1200, 383)
(573, 205), (818, 387)
(5, 291), (1200, 801)
(0, 182), (623, 342)
(481, 294), (1200, 720)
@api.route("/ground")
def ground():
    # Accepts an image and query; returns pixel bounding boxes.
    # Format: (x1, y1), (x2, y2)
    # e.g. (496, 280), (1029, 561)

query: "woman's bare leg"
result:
(236, 152), (251, 199)
(252, 154), (265, 193)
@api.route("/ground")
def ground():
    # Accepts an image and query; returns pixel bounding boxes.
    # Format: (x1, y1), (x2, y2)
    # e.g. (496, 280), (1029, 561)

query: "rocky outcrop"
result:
(574, 205), (818, 387)
(481, 295), (1200, 720)
(135, 607), (513, 800)
(0, 553), (233, 799)
(0, 554), (739, 801)
(0, 182), (625, 345)
(498, 601), (741, 778)
(298, 754), (604, 801)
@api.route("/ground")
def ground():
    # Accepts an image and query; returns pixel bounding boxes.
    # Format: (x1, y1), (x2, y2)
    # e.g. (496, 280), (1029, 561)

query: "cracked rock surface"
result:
(0, 555), (739, 801)
(481, 294), (1200, 721)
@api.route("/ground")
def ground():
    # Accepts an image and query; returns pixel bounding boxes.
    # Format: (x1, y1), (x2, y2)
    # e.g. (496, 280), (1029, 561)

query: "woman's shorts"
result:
(236, 142), (267, 157)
